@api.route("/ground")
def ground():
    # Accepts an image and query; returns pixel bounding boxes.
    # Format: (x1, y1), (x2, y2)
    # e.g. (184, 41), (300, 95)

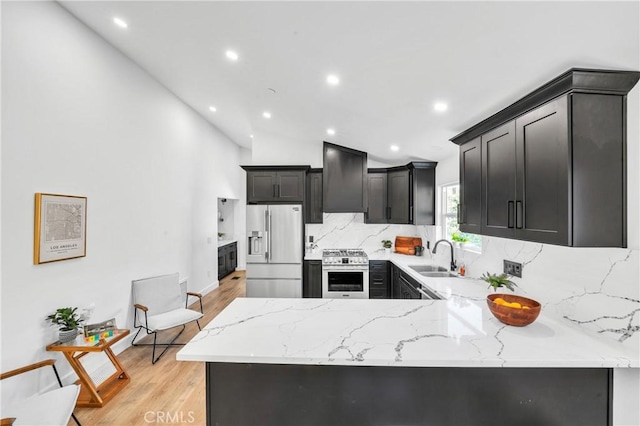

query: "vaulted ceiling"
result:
(60, 1), (639, 163)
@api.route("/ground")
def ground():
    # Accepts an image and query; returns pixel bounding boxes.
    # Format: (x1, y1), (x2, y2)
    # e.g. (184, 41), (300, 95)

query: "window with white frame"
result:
(440, 183), (481, 251)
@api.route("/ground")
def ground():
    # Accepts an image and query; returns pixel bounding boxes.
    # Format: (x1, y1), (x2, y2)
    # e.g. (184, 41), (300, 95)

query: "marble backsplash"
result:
(305, 213), (435, 254)
(306, 213), (639, 348)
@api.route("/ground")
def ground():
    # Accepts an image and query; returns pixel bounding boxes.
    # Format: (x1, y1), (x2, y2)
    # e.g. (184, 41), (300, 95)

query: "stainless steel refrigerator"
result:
(246, 204), (303, 298)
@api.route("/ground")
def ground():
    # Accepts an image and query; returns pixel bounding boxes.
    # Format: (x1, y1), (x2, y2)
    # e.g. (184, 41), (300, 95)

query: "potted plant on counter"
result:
(382, 240), (392, 254)
(451, 232), (469, 249)
(481, 272), (517, 292)
(47, 307), (81, 343)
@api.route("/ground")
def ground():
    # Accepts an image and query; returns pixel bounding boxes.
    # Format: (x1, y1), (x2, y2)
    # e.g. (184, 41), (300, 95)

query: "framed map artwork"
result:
(34, 193), (87, 264)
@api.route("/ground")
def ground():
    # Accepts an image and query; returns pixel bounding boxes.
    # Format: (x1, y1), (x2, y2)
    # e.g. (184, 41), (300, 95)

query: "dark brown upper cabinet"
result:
(451, 68), (640, 247)
(365, 169), (388, 224)
(323, 142), (367, 213)
(305, 168), (323, 223)
(366, 162), (437, 225)
(459, 137), (482, 234)
(242, 166), (309, 204)
(387, 168), (410, 223)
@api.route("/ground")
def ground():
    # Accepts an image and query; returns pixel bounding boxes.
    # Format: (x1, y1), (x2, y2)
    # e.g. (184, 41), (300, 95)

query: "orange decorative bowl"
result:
(486, 293), (541, 326)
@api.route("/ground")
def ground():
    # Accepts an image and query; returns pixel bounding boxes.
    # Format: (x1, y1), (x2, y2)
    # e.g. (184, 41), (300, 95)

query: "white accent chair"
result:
(0, 359), (81, 426)
(131, 273), (204, 364)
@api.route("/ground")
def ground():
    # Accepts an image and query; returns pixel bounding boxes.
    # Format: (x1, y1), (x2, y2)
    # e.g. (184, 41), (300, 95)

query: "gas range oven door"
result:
(322, 268), (369, 299)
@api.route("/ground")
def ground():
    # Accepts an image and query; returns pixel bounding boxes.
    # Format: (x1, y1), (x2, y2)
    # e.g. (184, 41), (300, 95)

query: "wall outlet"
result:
(503, 260), (522, 278)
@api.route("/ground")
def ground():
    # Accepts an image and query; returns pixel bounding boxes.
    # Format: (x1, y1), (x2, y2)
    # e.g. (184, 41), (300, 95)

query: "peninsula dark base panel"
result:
(206, 363), (612, 426)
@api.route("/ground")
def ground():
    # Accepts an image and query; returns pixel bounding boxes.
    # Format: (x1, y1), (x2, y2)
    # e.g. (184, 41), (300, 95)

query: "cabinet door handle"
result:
(409, 206), (413, 223)
(386, 206), (391, 220)
(515, 200), (523, 229)
(457, 204), (462, 224)
(507, 201), (515, 228)
(273, 184), (277, 198)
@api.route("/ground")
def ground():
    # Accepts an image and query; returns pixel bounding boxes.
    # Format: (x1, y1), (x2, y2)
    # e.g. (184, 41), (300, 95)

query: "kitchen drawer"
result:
(369, 260), (390, 298)
(369, 288), (388, 299)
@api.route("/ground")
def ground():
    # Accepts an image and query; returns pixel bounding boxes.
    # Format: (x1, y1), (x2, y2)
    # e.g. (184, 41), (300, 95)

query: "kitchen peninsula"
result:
(178, 277), (638, 425)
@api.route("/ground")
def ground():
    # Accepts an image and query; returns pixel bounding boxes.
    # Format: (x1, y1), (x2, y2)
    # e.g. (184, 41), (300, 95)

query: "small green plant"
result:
(481, 272), (517, 292)
(46, 307), (80, 331)
(381, 240), (392, 249)
(451, 232), (469, 243)
(218, 232), (225, 238)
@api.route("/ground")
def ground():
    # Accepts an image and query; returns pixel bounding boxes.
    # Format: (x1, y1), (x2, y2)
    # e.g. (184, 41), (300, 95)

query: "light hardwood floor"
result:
(70, 271), (246, 426)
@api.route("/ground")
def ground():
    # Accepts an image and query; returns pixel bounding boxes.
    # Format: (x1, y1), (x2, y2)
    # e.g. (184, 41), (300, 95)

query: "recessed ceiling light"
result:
(113, 17), (128, 28)
(209, 106), (217, 112)
(327, 128), (336, 136)
(390, 145), (399, 152)
(250, 134), (254, 139)
(263, 111), (271, 119)
(225, 50), (239, 61)
(326, 74), (340, 86)
(434, 102), (448, 112)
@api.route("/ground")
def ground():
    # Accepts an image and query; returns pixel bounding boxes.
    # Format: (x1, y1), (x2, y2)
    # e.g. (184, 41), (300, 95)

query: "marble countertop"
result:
(217, 239), (237, 248)
(177, 297), (638, 368)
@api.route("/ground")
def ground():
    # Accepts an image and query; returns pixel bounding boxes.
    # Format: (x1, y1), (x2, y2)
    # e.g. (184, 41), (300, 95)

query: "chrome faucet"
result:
(432, 239), (457, 271)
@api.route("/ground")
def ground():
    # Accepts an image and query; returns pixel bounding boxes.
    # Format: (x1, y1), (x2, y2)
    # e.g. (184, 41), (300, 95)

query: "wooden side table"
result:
(46, 329), (130, 408)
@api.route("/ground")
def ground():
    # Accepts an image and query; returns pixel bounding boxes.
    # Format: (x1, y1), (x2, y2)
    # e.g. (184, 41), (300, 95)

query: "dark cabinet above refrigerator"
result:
(242, 166), (309, 204)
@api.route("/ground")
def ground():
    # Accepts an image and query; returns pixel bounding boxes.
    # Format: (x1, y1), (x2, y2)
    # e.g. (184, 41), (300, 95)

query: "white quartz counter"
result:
(217, 239), (237, 248)
(177, 297), (638, 368)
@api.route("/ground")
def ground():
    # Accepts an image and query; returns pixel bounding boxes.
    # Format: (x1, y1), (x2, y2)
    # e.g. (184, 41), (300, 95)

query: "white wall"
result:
(1, 1), (242, 401)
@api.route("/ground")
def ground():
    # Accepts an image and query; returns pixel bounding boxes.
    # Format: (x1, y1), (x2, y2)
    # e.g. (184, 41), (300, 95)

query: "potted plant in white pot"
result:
(451, 232), (469, 249)
(47, 307), (81, 343)
(382, 240), (392, 254)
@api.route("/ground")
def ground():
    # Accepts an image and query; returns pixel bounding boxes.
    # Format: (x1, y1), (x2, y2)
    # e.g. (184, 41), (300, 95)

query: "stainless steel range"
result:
(322, 249), (369, 299)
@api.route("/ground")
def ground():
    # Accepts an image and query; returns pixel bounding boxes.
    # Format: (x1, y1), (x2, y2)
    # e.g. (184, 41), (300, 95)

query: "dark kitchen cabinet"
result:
(242, 166), (309, 204)
(303, 260), (322, 298)
(366, 162), (437, 225)
(387, 168), (410, 223)
(399, 272), (420, 299)
(218, 242), (237, 280)
(459, 137), (482, 234)
(323, 142), (367, 213)
(365, 170), (388, 224)
(481, 122), (516, 239)
(513, 96), (569, 245)
(451, 68), (640, 247)
(369, 260), (390, 299)
(388, 162), (437, 225)
(305, 169), (323, 224)
(391, 263), (402, 299)
(397, 270), (440, 300)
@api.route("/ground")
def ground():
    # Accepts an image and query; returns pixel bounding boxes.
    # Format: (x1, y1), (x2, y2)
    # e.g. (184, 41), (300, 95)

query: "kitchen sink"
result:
(408, 265), (449, 273)
(419, 271), (457, 278)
